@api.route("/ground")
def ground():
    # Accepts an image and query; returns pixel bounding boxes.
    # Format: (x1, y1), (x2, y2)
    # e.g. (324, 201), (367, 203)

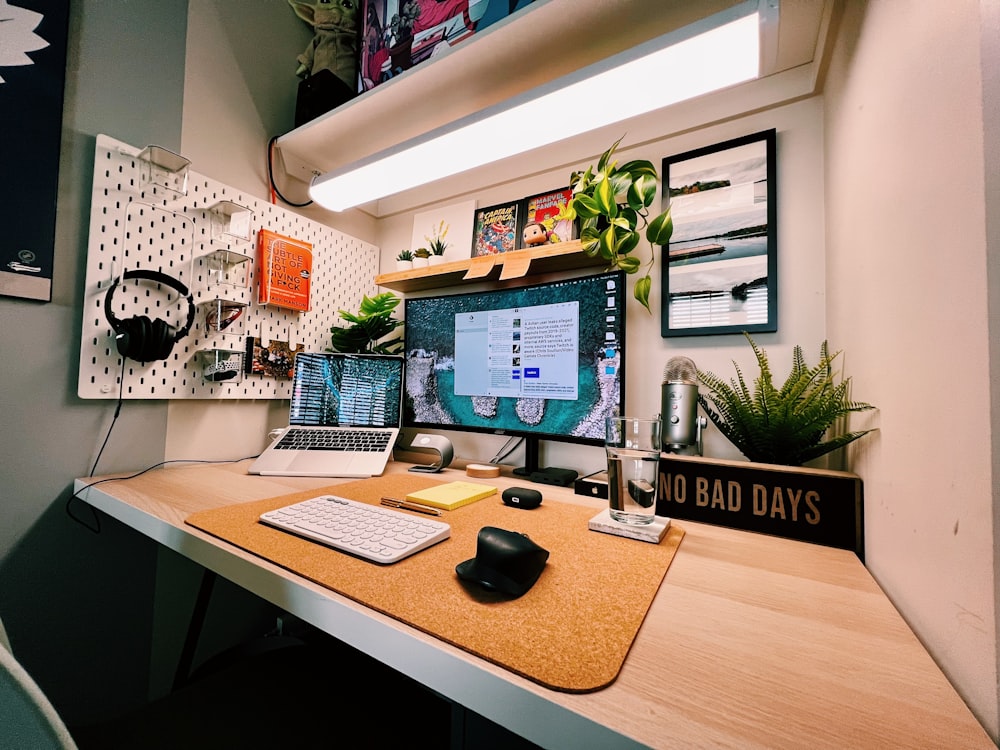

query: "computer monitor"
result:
(403, 270), (626, 480)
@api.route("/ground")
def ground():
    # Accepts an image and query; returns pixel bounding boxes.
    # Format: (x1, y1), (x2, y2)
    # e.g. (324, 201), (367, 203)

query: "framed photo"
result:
(472, 200), (522, 256)
(660, 129), (777, 338)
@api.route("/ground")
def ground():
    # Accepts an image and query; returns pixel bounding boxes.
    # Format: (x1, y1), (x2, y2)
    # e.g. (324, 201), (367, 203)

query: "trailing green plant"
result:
(697, 333), (875, 466)
(396, 249), (414, 262)
(566, 136), (673, 312)
(328, 292), (403, 355)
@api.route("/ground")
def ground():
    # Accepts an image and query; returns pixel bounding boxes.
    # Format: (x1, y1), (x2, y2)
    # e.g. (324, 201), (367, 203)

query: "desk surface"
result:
(75, 459), (992, 749)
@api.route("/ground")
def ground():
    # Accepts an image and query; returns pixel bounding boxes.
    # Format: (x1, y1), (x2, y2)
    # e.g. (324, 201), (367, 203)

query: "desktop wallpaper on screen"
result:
(403, 271), (625, 444)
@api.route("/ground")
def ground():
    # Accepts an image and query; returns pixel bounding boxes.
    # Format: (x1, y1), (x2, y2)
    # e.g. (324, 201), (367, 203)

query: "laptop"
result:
(249, 352), (404, 478)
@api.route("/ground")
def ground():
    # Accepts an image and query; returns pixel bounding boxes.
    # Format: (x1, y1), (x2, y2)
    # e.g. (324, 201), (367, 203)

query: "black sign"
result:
(657, 455), (864, 558)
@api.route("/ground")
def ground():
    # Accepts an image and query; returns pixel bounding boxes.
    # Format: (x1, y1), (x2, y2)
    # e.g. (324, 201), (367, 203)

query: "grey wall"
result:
(0, 0), (189, 725)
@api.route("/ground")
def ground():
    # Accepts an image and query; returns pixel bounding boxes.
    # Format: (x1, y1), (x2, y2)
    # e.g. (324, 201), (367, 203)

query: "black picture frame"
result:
(660, 129), (777, 338)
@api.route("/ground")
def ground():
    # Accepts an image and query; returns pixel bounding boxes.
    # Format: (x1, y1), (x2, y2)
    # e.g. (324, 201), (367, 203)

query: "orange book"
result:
(257, 229), (312, 311)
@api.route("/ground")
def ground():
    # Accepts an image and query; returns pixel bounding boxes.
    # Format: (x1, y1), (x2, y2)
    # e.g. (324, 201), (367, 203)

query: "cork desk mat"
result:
(185, 474), (685, 693)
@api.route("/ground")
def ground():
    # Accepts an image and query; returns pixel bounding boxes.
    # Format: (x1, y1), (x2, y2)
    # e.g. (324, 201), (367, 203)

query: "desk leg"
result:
(172, 568), (216, 691)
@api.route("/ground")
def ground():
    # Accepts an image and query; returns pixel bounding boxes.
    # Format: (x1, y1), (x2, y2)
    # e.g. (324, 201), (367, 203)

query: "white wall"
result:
(375, 98), (829, 475)
(824, 0), (997, 737)
(165, 0), (378, 462)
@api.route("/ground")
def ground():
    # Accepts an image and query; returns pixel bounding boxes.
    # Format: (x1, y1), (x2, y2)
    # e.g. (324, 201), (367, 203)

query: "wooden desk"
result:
(75, 460), (992, 749)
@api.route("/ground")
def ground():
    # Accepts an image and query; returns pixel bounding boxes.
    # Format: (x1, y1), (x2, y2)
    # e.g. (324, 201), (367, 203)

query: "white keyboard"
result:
(259, 494), (451, 564)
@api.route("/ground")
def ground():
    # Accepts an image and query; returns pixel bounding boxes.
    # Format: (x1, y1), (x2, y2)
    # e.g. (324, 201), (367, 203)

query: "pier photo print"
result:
(660, 129), (777, 337)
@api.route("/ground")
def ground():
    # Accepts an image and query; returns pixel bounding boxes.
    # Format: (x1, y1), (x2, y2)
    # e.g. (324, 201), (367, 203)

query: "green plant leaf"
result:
(617, 229), (640, 256)
(570, 193), (601, 219)
(598, 136), (624, 173)
(594, 176), (617, 216)
(633, 274), (651, 312)
(646, 208), (673, 245)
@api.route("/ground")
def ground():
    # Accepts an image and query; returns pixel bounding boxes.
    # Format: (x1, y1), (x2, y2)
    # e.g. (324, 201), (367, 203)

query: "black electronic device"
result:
(403, 271), (626, 480)
(455, 526), (550, 598)
(501, 486), (542, 510)
(103, 269), (196, 363)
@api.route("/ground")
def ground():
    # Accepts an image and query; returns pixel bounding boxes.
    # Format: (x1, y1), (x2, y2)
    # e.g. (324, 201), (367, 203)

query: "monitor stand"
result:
(513, 437), (579, 487)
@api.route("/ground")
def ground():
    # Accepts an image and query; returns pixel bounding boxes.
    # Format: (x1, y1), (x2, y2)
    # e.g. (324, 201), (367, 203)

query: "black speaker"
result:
(103, 269), (196, 363)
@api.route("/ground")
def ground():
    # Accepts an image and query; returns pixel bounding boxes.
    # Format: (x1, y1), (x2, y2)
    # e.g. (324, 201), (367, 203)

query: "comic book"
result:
(472, 200), (522, 256)
(519, 186), (576, 249)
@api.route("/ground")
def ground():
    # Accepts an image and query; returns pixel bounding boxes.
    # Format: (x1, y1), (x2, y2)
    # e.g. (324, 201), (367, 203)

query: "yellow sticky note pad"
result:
(405, 481), (498, 511)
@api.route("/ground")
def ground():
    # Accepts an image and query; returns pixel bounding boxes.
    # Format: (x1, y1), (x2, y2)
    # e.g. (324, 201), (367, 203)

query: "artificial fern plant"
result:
(328, 292), (403, 355)
(697, 333), (875, 466)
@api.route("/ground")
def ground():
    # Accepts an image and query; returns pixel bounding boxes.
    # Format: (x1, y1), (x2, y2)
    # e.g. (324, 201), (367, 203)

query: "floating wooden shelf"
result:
(374, 241), (607, 292)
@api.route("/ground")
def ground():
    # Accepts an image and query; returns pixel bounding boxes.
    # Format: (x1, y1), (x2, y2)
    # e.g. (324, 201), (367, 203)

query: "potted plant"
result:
(395, 249), (414, 270)
(388, 0), (421, 71)
(425, 220), (449, 265)
(328, 292), (403, 355)
(412, 247), (430, 268)
(566, 136), (673, 313)
(697, 333), (876, 466)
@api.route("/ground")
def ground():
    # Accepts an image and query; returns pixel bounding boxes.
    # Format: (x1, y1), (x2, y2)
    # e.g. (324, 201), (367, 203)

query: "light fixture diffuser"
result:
(310, 6), (761, 212)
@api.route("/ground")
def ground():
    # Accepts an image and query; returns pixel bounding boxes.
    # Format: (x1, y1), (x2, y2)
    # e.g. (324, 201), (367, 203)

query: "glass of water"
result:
(605, 417), (662, 525)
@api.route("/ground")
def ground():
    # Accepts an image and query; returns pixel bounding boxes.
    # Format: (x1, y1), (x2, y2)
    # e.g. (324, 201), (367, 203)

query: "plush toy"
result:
(290, 0), (360, 89)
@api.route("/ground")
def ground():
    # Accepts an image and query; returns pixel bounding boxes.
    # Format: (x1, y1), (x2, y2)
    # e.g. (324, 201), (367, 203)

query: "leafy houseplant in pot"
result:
(567, 136), (674, 312)
(697, 333), (876, 466)
(328, 292), (403, 355)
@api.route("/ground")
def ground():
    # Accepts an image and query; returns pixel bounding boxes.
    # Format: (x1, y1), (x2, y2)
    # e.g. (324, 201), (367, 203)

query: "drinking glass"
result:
(605, 417), (661, 525)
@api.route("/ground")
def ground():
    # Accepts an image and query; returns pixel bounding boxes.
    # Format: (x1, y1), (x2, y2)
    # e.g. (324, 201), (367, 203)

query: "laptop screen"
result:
(289, 353), (404, 428)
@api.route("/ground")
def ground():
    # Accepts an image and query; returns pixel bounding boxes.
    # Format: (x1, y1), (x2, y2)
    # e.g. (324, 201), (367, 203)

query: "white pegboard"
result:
(78, 134), (379, 399)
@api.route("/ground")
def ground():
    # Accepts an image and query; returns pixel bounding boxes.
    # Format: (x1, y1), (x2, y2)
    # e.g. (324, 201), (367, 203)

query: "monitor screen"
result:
(403, 271), (626, 472)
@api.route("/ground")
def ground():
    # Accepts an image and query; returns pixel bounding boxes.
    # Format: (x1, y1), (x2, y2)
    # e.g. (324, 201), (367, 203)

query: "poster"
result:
(0, 0), (70, 301)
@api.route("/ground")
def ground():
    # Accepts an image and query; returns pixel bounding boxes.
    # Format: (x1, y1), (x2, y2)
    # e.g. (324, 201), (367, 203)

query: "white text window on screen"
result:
(454, 301), (579, 400)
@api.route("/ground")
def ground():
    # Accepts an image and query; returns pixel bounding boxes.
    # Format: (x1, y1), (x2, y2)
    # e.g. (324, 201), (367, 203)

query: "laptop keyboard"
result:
(275, 428), (393, 452)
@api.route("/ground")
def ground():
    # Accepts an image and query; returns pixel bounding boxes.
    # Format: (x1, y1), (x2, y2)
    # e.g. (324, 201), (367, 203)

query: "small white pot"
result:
(395, 260), (414, 271)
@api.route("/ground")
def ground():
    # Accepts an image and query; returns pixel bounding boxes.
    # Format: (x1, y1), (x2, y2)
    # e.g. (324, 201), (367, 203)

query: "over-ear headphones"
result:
(103, 269), (196, 363)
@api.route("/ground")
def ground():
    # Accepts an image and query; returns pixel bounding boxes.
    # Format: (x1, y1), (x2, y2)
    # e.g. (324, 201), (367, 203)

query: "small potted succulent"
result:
(395, 249), (414, 271)
(412, 247), (430, 268)
(425, 220), (449, 265)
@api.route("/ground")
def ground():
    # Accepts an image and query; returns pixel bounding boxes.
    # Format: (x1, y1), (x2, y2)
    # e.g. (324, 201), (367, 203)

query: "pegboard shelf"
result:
(205, 200), (254, 248)
(374, 240), (603, 292)
(137, 144), (191, 197)
(80, 135), (378, 400)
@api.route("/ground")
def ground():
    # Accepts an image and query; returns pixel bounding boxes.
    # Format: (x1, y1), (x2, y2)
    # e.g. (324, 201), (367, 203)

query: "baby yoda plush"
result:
(290, 0), (361, 88)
